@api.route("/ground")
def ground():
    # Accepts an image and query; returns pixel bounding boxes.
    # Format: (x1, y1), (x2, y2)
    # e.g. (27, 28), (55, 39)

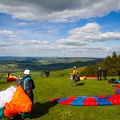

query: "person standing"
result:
(118, 70), (120, 80)
(8, 72), (11, 77)
(70, 66), (79, 86)
(22, 69), (35, 104)
(16, 75), (23, 86)
(103, 67), (107, 80)
(45, 70), (50, 79)
(97, 67), (102, 80)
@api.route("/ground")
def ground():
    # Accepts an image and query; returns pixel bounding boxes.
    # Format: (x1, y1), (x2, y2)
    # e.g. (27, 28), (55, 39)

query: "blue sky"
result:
(0, 0), (120, 58)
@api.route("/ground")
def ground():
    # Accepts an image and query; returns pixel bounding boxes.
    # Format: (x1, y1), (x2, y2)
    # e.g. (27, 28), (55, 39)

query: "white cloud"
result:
(16, 22), (35, 26)
(0, 0), (120, 22)
(0, 30), (14, 37)
(47, 29), (58, 33)
(57, 23), (120, 47)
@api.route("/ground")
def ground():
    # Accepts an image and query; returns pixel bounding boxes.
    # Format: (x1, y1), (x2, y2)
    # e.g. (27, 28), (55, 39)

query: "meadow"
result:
(0, 72), (120, 120)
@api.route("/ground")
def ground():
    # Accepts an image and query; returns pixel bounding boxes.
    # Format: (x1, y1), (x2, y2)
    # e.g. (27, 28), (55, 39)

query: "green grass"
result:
(0, 73), (120, 120)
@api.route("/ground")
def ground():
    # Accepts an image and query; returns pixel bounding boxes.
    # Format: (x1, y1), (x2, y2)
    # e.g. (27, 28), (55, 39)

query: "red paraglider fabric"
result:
(51, 87), (120, 106)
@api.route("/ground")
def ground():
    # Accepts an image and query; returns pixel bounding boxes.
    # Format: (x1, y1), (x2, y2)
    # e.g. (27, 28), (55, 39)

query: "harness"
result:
(23, 77), (32, 91)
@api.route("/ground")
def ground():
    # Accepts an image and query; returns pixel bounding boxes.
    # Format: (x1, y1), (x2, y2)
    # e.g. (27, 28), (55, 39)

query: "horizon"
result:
(0, 56), (104, 59)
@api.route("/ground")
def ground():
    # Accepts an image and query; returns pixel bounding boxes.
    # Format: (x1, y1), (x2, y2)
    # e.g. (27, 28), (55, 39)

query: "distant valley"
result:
(0, 56), (103, 72)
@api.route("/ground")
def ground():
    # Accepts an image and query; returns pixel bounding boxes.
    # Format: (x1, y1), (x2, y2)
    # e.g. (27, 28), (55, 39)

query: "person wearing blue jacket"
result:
(22, 69), (35, 104)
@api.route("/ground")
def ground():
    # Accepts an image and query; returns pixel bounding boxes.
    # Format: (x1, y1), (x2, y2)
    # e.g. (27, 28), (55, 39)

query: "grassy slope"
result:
(0, 73), (120, 120)
(50, 66), (86, 77)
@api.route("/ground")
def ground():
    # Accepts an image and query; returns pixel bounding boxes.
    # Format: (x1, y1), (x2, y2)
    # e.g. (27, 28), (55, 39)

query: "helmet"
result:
(24, 69), (30, 75)
(74, 66), (76, 69)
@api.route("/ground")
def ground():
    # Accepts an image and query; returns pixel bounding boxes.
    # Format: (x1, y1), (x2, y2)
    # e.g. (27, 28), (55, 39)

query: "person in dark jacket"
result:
(45, 70), (50, 79)
(103, 67), (107, 80)
(118, 70), (120, 80)
(22, 69), (35, 104)
(8, 72), (11, 77)
(97, 67), (102, 80)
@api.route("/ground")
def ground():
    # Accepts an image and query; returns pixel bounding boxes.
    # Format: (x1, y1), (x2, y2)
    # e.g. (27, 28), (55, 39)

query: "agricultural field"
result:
(0, 72), (120, 120)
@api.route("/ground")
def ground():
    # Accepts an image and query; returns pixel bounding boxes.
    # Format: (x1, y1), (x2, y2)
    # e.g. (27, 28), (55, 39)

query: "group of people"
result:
(70, 66), (120, 85)
(97, 67), (120, 81)
(97, 67), (107, 80)
(10, 66), (120, 118)
(8, 66), (120, 119)
(70, 66), (108, 86)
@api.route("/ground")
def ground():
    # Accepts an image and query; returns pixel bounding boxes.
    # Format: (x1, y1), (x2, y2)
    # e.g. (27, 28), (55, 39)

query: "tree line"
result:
(80, 52), (120, 76)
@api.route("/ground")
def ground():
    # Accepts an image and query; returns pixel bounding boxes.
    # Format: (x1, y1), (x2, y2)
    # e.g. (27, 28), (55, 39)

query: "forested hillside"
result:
(80, 52), (120, 76)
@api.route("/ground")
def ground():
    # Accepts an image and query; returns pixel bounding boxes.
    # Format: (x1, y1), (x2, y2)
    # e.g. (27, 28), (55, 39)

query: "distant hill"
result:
(0, 56), (103, 72)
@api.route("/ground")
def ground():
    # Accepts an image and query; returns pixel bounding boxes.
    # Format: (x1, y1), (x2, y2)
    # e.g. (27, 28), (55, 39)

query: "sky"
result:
(0, 0), (120, 58)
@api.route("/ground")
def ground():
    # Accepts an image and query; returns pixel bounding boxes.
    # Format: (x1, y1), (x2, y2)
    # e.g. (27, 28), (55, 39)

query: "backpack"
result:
(74, 73), (80, 81)
(31, 79), (35, 89)
(16, 77), (23, 86)
(108, 78), (116, 83)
